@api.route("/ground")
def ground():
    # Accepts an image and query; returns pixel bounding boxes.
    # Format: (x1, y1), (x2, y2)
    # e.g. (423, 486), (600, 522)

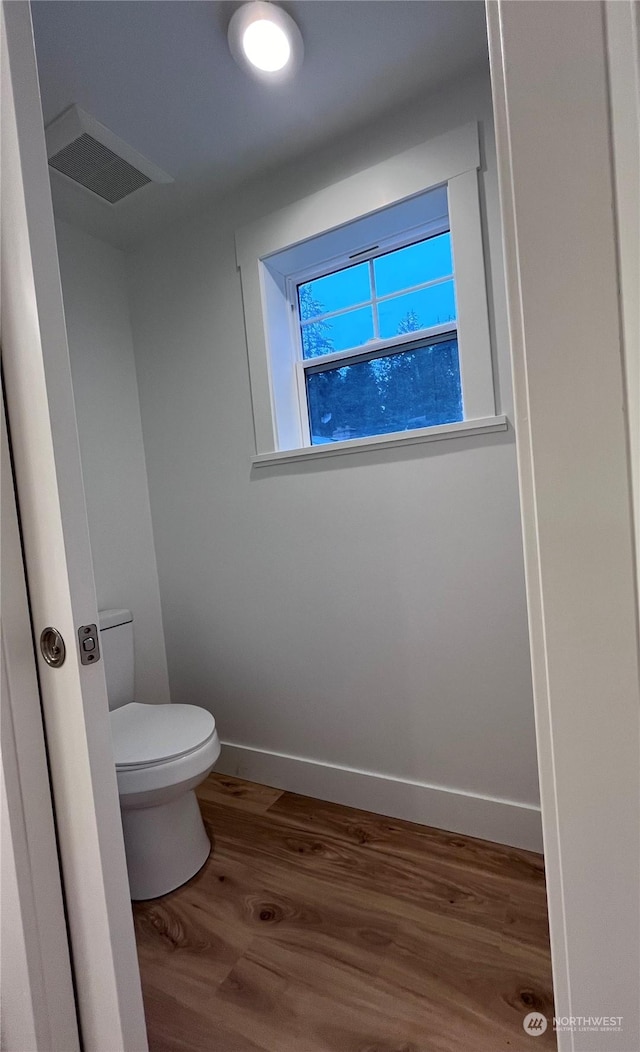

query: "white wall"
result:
(127, 70), (541, 847)
(56, 220), (170, 707)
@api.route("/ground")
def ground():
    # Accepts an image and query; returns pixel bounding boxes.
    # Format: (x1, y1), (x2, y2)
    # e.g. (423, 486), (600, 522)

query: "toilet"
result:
(99, 609), (220, 900)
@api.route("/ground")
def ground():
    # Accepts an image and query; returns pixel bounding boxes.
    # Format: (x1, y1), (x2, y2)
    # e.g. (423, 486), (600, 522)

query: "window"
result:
(236, 123), (504, 463)
(294, 231), (461, 445)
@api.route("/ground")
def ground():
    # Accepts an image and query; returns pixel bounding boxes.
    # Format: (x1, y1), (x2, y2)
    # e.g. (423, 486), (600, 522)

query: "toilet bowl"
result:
(99, 610), (220, 900)
(111, 701), (220, 900)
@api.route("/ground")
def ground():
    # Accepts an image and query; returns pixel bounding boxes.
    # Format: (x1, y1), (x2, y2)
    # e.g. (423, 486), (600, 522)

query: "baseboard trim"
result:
(217, 742), (543, 852)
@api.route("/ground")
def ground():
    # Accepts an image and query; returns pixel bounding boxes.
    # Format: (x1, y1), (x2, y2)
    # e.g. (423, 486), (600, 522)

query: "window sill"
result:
(251, 415), (508, 468)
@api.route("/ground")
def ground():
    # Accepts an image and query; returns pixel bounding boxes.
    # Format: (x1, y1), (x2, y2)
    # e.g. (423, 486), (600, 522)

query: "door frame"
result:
(487, 2), (640, 1048)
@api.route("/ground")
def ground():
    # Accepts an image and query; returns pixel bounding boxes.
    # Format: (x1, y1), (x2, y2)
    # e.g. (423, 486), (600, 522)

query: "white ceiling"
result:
(32, 1), (488, 249)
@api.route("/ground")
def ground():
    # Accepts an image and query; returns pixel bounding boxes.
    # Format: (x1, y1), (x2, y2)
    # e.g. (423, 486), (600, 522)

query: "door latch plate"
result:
(78, 624), (100, 665)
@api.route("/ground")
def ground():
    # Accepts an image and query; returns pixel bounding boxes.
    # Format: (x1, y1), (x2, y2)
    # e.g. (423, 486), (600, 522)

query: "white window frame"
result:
(236, 122), (505, 464)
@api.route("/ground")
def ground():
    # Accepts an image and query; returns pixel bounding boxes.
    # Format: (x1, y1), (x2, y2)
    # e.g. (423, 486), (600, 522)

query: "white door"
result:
(1, 391), (79, 1052)
(1, 3), (148, 1049)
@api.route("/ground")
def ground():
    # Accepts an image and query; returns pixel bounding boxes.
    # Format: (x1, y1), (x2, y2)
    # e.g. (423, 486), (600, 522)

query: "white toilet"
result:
(99, 609), (220, 900)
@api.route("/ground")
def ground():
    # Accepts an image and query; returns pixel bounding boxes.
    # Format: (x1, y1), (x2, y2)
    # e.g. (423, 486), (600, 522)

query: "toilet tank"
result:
(98, 609), (134, 711)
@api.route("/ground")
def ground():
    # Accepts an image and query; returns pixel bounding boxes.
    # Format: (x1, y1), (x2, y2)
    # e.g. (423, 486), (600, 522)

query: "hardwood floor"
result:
(133, 774), (555, 1052)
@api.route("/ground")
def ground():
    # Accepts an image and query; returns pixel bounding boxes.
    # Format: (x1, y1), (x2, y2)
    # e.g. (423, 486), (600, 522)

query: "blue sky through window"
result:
(299, 262), (370, 317)
(298, 231), (455, 360)
(378, 280), (456, 338)
(301, 306), (374, 357)
(374, 233), (452, 297)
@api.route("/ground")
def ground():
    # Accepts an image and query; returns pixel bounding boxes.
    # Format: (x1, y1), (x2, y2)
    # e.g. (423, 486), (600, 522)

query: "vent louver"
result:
(49, 134), (151, 204)
(45, 106), (173, 206)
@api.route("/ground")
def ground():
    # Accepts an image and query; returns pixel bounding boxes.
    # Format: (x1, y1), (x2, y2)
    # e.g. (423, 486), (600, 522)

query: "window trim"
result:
(251, 414), (508, 468)
(236, 122), (495, 457)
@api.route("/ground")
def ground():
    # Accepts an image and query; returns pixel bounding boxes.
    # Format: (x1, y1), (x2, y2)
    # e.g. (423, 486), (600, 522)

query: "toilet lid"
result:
(110, 702), (216, 768)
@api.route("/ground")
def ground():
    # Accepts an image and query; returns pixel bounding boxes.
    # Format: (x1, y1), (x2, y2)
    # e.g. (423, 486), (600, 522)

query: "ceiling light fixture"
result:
(228, 1), (303, 82)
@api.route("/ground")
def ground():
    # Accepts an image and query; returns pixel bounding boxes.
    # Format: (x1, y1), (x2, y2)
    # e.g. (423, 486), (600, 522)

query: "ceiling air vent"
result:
(45, 105), (173, 205)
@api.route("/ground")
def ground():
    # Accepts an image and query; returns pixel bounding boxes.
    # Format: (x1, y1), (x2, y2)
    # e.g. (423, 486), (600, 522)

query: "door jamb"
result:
(487, 2), (640, 1047)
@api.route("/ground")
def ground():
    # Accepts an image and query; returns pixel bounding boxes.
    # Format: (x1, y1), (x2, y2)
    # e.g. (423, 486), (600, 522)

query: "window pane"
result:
(306, 337), (462, 445)
(377, 280), (456, 339)
(301, 305), (374, 359)
(373, 233), (452, 298)
(298, 262), (370, 321)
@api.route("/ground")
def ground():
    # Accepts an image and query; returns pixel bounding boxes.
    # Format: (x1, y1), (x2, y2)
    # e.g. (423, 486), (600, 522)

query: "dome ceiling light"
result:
(228, 1), (303, 82)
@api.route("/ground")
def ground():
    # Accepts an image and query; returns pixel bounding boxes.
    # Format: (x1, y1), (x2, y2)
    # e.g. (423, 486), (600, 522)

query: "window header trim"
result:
(236, 122), (479, 271)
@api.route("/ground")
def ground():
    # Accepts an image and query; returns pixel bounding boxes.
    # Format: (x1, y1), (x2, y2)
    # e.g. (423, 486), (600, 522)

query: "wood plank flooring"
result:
(133, 774), (555, 1052)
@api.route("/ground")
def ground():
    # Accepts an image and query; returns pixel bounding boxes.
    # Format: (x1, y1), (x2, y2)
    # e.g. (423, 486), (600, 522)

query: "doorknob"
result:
(40, 627), (66, 668)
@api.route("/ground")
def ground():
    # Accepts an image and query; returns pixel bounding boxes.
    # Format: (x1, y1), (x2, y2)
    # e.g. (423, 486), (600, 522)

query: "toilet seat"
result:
(110, 702), (216, 770)
(111, 702), (221, 810)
